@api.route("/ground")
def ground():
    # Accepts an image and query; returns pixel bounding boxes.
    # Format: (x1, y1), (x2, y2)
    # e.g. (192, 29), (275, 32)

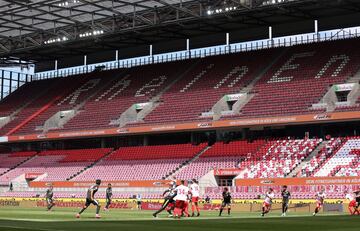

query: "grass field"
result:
(0, 207), (358, 231)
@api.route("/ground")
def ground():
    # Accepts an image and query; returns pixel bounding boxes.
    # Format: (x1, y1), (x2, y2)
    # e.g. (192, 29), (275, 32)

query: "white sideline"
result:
(0, 213), (344, 223)
(0, 225), (65, 231)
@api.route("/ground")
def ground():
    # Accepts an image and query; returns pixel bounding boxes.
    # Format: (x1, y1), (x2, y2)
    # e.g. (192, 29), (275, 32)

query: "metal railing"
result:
(34, 26), (360, 80)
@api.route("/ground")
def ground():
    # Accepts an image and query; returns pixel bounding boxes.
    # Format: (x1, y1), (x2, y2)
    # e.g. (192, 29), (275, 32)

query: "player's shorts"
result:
(192, 197), (199, 203)
(222, 200), (231, 207)
(137, 201), (142, 205)
(175, 200), (186, 209)
(166, 202), (175, 210)
(316, 202), (323, 208)
(349, 200), (357, 207)
(85, 198), (99, 207)
(46, 198), (53, 204)
(263, 202), (271, 208)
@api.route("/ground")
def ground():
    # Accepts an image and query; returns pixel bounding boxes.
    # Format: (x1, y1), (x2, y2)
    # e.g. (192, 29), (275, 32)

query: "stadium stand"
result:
(315, 137), (360, 177)
(238, 138), (321, 178)
(71, 143), (207, 181)
(0, 151), (37, 176)
(173, 140), (265, 180)
(236, 39), (360, 118)
(1, 39), (360, 134)
(0, 148), (112, 184)
(137, 50), (276, 125)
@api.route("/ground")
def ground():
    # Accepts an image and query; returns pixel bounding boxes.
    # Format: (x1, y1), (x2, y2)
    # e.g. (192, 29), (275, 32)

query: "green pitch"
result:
(0, 207), (358, 231)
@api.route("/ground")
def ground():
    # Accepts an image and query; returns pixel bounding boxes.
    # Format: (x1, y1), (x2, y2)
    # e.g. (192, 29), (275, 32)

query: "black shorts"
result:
(85, 198), (99, 207)
(137, 201), (142, 205)
(46, 198), (54, 204)
(282, 200), (289, 206)
(222, 201), (231, 207)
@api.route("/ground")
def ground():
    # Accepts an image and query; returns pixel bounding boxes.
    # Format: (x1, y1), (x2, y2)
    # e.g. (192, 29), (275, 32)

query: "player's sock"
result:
(348, 206), (353, 215)
(219, 208), (223, 216)
(228, 208), (231, 215)
(262, 206), (265, 215)
(78, 206), (87, 215)
(96, 205), (101, 215)
(192, 205), (195, 215)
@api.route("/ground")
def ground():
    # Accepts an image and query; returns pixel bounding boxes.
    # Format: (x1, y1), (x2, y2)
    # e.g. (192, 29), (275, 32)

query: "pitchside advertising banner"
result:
(1, 111), (360, 143)
(234, 176), (360, 186)
(29, 180), (174, 188)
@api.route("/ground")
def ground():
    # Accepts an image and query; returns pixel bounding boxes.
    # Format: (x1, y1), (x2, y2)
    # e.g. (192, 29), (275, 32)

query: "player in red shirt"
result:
(313, 188), (326, 216)
(173, 180), (189, 219)
(261, 188), (274, 217)
(345, 191), (358, 215)
(189, 179), (201, 217)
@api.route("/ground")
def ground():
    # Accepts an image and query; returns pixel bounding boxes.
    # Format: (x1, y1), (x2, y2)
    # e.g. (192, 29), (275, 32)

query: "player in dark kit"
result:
(45, 185), (55, 211)
(104, 183), (112, 211)
(281, 185), (291, 216)
(355, 190), (360, 211)
(76, 179), (102, 219)
(219, 187), (231, 216)
(153, 182), (177, 218)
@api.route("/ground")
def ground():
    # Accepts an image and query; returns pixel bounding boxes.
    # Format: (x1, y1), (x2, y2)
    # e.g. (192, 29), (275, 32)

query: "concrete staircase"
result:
(287, 140), (328, 177)
(41, 71), (126, 132)
(0, 154), (38, 177)
(164, 145), (211, 180)
(67, 149), (115, 181)
(114, 59), (202, 127)
(207, 47), (289, 120)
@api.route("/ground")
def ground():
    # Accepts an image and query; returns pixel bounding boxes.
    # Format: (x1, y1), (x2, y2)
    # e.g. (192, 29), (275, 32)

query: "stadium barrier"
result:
(1, 111), (359, 143)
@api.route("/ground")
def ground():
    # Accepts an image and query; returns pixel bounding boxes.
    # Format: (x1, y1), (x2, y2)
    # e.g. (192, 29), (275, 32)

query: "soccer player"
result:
(345, 190), (358, 215)
(281, 185), (291, 216)
(313, 188), (326, 216)
(76, 179), (101, 219)
(173, 180), (189, 219)
(136, 194), (142, 210)
(153, 182), (177, 218)
(104, 183), (112, 211)
(45, 184), (55, 211)
(219, 187), (231, 216)
(189, 179), (200, 217)
(354, 190), (360, 214)
(261, 188), (274, 217)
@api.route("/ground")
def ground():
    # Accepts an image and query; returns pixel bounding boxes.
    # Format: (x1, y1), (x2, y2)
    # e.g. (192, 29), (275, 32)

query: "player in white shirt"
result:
(345, 191), (358, 215)
(189, 179), (201, 217)
(313, 188), (326, 216)
(261, 188), (274, 217)
(173, 180), (190, 219)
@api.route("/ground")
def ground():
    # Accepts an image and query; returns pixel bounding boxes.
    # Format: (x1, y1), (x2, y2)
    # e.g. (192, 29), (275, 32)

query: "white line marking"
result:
(0, 225), (65, 231)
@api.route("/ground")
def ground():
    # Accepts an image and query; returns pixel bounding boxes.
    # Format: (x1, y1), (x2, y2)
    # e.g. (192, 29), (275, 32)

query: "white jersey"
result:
(316, 192), (326, 203)
(174, 185), (189, 201)
(264, 192), (274, 204)
(190, 183), (200, 197)
(346, 193), (355, 201)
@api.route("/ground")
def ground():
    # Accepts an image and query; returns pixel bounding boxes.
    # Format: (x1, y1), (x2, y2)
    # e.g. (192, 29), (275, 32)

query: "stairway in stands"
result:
(67, 148), (115, 181)
(288, 140), (327, 177)
(164, 145), (211, 180)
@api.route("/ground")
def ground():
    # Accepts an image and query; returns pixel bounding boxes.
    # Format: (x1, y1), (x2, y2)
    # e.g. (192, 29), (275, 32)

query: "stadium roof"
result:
(1, 0), (360, 64)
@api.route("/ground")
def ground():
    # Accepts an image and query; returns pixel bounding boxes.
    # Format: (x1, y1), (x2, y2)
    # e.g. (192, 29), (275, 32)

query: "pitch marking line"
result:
(0, 225), (66, 231)
(0, 213), (345, 223)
